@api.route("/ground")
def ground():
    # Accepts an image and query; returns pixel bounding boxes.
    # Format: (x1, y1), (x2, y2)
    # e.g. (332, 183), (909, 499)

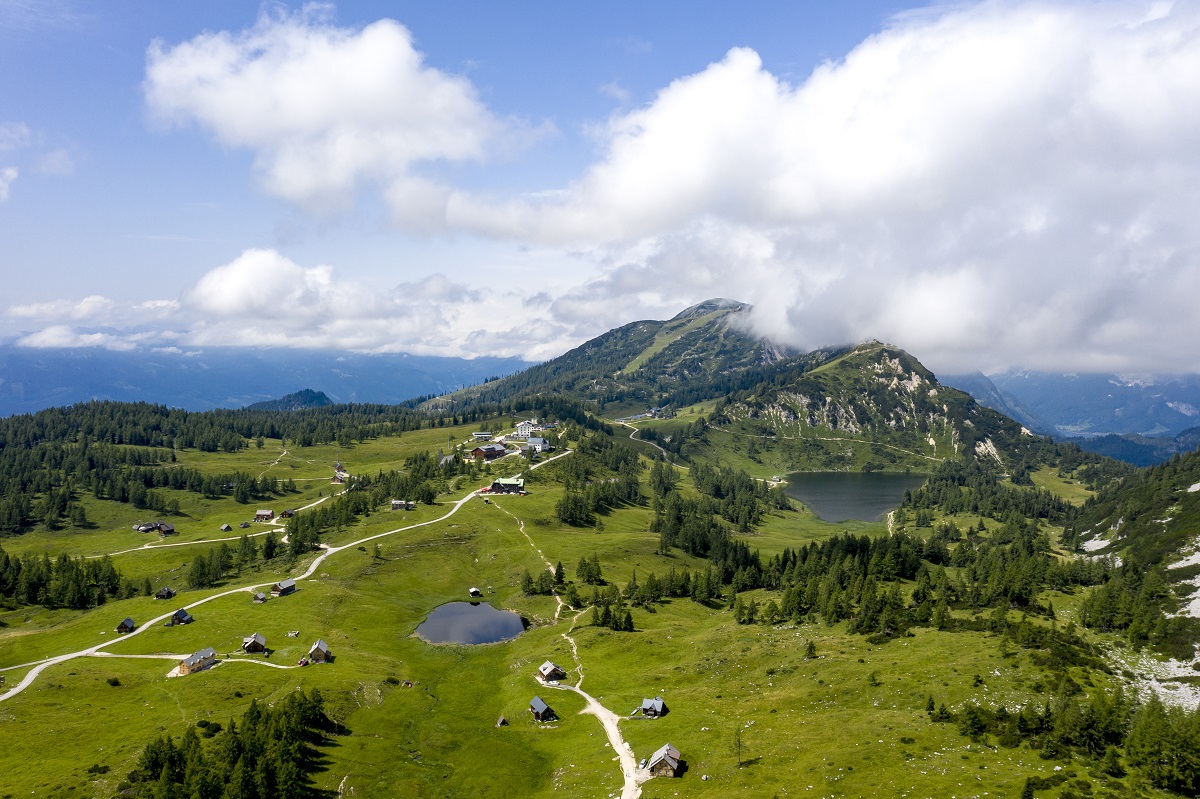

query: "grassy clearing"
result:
(0, 432), (1160, 799)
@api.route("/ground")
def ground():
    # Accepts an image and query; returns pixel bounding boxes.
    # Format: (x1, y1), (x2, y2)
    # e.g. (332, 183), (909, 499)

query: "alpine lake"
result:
(783, 471), (928, 523)
(415, 601), (528, 645)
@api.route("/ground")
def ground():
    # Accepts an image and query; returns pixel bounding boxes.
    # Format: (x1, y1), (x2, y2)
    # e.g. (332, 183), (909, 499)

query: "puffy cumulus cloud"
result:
(3, 248), (574, 359)
(453, 2), (1200, 374)
(144, 5), (504, 217)
(177, 249), (570, 358)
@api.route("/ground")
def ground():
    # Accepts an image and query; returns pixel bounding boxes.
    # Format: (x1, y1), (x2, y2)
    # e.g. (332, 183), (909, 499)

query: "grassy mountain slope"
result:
(1077, 446), (1200, 567)
(700, 341), (1035, 473)
(426, 299), (819, 417)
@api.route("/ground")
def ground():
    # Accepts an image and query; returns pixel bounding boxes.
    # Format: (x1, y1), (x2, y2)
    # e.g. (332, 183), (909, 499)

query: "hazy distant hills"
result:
(0, 347), (530, 417)
(942, 370), (1200, 465)
(988, 370), (1200, 438)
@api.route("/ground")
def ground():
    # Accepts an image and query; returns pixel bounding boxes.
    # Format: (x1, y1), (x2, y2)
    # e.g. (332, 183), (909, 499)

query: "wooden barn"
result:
(308, 639), (330, 663)
(254, 509), (275, 522)
(636, 697), (668, 718)
(271, 578), (296, 597)
(252, 592), (267, 604)
(648, 743), (682, 777)
(155, 587), (176, 600)
(168, 608), (193, 625)
(537, 661), (567, 682)
(115, 617), (136, 634)
(529, 696), (556, 722)
(241, 632), (267, 653)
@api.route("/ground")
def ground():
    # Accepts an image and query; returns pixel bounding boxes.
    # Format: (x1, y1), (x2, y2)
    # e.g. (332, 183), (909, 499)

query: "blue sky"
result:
(2, 0), (1199, 374)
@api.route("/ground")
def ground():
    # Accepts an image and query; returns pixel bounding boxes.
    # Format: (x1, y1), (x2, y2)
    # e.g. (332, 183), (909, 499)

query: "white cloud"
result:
(447, 2), (1200, 374)
(144, 5), (505, 217)
(16, 325), (139, 351)
(8, 294), (114, 320)
(0, 166), (15, 201)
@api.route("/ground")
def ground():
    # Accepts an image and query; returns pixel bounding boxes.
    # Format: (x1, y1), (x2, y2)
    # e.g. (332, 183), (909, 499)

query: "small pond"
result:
(783, 471), (928, 523)
(415, 601), (527, 645)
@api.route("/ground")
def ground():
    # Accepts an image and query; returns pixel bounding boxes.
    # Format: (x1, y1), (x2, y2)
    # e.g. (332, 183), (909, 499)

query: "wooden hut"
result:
(241, 632), (267, 653)
(648, 743), (682, 777)
(115, 617), (136, 634)
(529, 696), (556, 722)
(537, 661), (567, 682)
(271, 578), (296, 597)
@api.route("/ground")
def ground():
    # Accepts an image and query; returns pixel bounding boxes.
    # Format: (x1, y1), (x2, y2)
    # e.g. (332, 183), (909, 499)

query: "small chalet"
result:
(271, 578), (297, 597)
(252, 592), (267, 604)
(331, 475), (344, 485)
(437, 450), (456, 467)
(496, 715), (508, 728)
(636, 697), (668, 718)
(179, 647), (217, 675)
(308, 639), (330, 663)
(280, 509), (296, 519)
(160, 523), (176, 535)
(537, 661), (567, 682)
(471, 443), (508, 461)
(648, 743), (682, 777)
(169, 608), (194, 626)
(469, 587), (483, 597)
(490, 477), (524, 494)
(242, 632), (267, 653)
(220, 524), (233, 532)
(471, 432), (494, 441)
(527, 437), (551, 453)
(240, 522), (251, 529)
(391, 499), (416, 511)
(155, 587), (177, 601)
(254, 509), (275, 522)
(529, 696), (556, 722)
(116, 617), (136, 634)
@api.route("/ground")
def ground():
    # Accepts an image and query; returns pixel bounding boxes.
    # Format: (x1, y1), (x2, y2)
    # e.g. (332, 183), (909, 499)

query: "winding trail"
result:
(2, 454), (576, 702)
(89, 492), (338, 559)
(493, 472), (648, 799)
(2, 488), (474, 701)
(2, 446), (649, 795)
(612, 420), (672, 462)
(723, 427), (946, 463)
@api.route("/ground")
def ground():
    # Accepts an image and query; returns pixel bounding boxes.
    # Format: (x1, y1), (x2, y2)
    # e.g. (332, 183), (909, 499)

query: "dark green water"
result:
(783, 472), (928, 523)
(415, 601), (527, 644)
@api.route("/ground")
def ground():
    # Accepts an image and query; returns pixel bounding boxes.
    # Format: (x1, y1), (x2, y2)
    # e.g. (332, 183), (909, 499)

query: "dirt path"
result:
(90, 493), (338, 559)
(495, 483), (647, 799)
(723, 427), (945, 463)
(612, 420), (672, 462)
(2, 490), (472, 701)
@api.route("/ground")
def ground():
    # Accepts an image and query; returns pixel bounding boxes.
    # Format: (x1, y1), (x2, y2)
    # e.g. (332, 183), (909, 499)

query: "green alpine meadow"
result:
(2, 302), (1199, 798)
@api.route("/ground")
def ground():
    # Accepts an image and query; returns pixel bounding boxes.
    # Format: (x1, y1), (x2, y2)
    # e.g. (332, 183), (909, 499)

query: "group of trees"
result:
(553, 434), (644, 526)
(930, 689), (1200, 794)
(124, 690), (331, 799)
(0, 546), (128, 608)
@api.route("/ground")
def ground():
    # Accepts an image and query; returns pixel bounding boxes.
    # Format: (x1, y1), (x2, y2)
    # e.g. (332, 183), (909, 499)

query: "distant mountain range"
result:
(941, 370), (1200, 465)
(0, 347), (530, 417)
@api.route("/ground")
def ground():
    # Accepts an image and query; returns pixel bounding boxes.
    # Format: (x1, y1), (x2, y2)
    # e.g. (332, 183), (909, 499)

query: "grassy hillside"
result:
(0, 412), (1190, 799)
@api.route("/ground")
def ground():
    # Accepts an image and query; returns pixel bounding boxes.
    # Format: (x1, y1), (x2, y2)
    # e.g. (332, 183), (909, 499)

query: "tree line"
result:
(123, 689), (331, 799)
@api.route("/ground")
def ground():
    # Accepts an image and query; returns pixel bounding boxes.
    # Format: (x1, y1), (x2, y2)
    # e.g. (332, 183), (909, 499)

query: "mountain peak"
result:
(669, 298), (749, 321)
